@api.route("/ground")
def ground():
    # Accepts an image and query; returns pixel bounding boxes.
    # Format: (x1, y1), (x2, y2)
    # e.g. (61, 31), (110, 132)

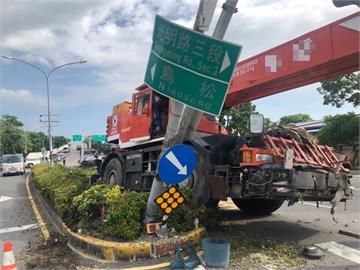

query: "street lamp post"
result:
(2, 55), (86, 165)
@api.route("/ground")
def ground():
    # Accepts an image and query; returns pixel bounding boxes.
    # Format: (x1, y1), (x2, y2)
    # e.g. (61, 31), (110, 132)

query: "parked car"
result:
(2, 154), (25, 175)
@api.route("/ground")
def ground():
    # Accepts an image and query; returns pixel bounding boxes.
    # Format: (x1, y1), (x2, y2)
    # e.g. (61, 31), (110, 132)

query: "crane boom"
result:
(225, 12), (360, 107)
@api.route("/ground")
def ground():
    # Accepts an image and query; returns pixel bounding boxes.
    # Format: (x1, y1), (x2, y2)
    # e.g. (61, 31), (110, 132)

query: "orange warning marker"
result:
(2, 241), (17, 270)
(154, 186), (185, 215)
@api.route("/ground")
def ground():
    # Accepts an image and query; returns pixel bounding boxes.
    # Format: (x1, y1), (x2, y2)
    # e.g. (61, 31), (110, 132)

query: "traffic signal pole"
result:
(144, 0), (238, 224)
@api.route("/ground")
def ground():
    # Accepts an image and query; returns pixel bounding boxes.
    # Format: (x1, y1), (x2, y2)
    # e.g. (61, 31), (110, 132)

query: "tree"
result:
(0, 115), (26, 155)
(317, 113), (359, 148)
(26, 131), (48, 152)
(264, 117), (276, 130)
(279, 114), (312, 125)
(91, 141), (110, 154)
(53, 136), (70, 148)
(317, 73), (359, 108)
(219, 102), (256, 136)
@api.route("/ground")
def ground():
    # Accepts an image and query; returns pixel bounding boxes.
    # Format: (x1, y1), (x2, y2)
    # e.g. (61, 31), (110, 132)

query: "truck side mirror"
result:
(249, 114), (264, 134)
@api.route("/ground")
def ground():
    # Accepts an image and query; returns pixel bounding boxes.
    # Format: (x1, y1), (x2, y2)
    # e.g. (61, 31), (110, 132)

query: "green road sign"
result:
(72, 135), (82, 142)
(144, 15), (242, 116)
(91, 135), (106, 142)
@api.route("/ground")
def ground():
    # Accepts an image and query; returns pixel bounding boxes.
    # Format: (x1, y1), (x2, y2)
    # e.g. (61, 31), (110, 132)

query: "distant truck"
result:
(2, 154), (25, 175)
(25, 152), (48, 168)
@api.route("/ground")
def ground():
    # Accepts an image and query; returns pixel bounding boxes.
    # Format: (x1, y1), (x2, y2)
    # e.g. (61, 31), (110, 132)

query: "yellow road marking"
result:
(76, 261), (171, 270)
(25, 174), (50, 240)
(119, 262), (170, 270)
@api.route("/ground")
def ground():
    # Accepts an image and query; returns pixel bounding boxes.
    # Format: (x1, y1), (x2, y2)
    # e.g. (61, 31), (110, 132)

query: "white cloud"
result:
(0, 88), (48, 130)
(0, 0), (358, 136)
(0, 88), (46, 110)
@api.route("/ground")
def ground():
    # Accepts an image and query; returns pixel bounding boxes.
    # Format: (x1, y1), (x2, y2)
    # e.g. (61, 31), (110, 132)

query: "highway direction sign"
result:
(144, 15), (242, 116)
(158, 144), (197, 185)
(72, 135), (82, 142)
(91, 135), (106, 142)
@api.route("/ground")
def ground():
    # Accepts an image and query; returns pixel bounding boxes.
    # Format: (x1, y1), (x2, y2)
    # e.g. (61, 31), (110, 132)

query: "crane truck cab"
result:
(106, 84), (225, 149)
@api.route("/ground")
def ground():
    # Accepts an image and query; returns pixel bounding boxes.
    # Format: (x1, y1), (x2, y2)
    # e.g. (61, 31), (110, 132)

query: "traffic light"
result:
(154, 186), (185, 215)
(332, 0), (359, 7)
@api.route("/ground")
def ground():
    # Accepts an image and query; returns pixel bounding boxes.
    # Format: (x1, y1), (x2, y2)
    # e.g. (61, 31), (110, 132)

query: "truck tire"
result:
(232, 199), (284, 215)
(103, 158), (123, 186)
(180, 144), (210, 205)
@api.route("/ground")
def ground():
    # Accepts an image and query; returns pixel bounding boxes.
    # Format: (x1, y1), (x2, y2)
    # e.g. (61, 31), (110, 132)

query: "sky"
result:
(0, 0), (358, 139)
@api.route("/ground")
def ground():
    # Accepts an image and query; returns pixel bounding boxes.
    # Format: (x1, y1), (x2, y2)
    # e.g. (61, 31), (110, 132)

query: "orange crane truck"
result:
(100, 13), (359, 214)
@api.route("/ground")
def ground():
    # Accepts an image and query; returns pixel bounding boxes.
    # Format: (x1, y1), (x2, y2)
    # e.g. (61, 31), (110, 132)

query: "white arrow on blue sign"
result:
(158, 144), (197, 185)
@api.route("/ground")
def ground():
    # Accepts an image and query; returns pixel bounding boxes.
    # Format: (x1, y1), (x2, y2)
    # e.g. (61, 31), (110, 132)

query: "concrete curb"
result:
(29, 175), (205, 262)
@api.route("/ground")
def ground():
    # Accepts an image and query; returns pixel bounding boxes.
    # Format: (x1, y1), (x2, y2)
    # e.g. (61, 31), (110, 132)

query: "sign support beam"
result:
(144, 0), (218, 224)
(144, 0), (238, 224)
(186, 0), (238, 139)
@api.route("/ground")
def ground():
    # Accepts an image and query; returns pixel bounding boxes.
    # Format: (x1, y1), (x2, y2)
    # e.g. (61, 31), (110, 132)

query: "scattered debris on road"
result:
(338, 229), (360, 240)
(210, 228), (305, 269)
(18, 233), (79, 269)
(303, 246), (324, 260)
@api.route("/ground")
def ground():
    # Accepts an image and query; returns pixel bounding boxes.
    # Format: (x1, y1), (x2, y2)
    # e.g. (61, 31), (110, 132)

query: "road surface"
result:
(1, 171), (358, 269)
(0, 173), (44, 267)
(218, 174), (360, 269)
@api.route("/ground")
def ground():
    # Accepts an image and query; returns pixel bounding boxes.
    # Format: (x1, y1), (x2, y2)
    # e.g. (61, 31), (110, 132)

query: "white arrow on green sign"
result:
(144, 15), (242, 116)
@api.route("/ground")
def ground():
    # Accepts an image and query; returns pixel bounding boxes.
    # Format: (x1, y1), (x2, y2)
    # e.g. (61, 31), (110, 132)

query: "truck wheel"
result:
(207, 199), (219, 208)
(232, 199), (284, 215)
(103, 158), (123, 186)
(179, 145), (211, 205)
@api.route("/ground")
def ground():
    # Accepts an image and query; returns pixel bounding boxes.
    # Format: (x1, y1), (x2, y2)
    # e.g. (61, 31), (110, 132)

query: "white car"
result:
(2, 154), (25, 175)
(25, 157), (48, 168)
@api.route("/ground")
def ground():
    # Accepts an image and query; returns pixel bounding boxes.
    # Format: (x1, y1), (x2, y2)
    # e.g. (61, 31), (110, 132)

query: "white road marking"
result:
(350, 186), (360, 191)
(0, 196), (13, 203)
(315, 241), (360, 265)
(0, 223), (39, 235)
(297, 202), (332, 209)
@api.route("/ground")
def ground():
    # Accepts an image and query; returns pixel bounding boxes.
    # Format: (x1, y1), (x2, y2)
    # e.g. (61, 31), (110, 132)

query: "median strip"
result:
(28, 166), (206, 262)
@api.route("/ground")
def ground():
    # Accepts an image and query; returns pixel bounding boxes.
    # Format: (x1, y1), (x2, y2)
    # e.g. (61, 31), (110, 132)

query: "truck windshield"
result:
(3, 155), (23, 163)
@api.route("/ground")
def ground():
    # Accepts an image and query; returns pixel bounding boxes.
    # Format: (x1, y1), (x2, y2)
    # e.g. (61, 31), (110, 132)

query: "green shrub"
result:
(33, 164), (217, 240)
(72, 184), (123, 218)
(73, 184), (110, 217)
(73, 185), (109, 217)
(105, 185), (122, 205)
(165, 187), (219, 232)
(102, 191), (149, 240)
(32, 164), (92, 216)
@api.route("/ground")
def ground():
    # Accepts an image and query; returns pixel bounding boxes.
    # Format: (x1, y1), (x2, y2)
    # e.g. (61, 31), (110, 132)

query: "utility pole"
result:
(144, 0), (238, 223)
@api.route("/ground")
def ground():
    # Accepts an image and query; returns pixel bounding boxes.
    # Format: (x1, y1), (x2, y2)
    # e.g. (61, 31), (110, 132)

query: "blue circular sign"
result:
(158, 144), (197, 185)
